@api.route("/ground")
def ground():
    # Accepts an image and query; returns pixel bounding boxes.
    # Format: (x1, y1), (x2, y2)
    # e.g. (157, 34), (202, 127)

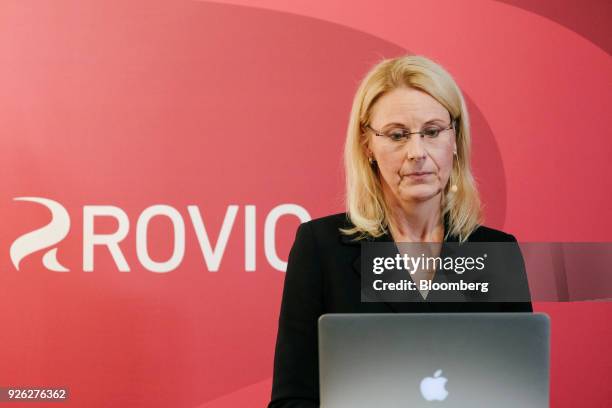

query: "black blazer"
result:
(268, 213), (532, 408)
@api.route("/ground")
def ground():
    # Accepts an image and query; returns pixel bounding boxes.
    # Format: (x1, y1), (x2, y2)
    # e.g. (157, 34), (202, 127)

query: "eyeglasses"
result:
(365, 120), (456, 144)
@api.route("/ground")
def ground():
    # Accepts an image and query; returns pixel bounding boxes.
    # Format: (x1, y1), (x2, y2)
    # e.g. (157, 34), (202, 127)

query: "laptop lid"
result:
(318, 313), (549, 408)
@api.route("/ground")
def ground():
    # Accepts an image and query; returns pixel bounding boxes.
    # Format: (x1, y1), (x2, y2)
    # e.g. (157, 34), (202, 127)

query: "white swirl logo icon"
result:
(10, 197), (71, 272)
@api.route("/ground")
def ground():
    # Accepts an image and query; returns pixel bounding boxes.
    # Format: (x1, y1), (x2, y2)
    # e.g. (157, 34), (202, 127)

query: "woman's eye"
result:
(423, 127), (441, 137)
(387, 130), (405, 141)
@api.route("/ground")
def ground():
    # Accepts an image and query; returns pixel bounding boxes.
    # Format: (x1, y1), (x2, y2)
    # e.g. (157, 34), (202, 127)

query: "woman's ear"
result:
(361, 133), (372, 155)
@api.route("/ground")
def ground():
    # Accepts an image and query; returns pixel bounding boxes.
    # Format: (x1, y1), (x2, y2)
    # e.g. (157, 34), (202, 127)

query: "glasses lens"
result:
(422, 127), (441, 138)
(385, 128), (407, 141)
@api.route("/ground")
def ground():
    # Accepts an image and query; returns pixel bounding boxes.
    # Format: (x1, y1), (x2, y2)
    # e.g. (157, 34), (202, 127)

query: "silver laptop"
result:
(319, 313), (549, 408)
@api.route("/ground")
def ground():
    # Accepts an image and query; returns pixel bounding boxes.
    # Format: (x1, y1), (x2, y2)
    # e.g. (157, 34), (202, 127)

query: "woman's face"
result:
(366, 87), (456, 205)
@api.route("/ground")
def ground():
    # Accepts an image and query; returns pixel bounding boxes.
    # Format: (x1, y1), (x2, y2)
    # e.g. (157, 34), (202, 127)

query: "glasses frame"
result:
(364, 119), (457, 141)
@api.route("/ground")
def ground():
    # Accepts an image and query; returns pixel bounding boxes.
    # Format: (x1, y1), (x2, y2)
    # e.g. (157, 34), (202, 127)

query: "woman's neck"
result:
(384, 190), (444, 242)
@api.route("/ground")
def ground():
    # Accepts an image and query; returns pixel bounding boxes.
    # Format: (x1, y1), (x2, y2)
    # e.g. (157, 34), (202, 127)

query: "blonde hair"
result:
(341, 55), (482, 242)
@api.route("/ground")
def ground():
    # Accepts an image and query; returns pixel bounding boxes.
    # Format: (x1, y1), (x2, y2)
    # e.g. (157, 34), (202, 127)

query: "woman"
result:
(267, 55), (532, 408)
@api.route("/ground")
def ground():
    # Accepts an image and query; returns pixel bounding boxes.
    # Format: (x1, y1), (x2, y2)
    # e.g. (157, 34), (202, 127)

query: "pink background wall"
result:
(0, 1), (610, 406)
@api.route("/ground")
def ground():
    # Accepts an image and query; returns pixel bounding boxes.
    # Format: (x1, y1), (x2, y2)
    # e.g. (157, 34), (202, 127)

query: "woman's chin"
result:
(398, 185), (440, 203)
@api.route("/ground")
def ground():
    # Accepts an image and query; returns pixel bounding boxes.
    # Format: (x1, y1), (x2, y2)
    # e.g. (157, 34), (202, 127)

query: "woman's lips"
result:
(404, 171), (433, 179)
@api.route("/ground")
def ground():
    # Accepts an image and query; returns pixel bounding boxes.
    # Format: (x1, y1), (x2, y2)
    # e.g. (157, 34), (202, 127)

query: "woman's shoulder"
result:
(296, 212), (354, 246)
(299, 212), (351, 236)
(304, 212), (351, 228)
(466, 224), (517, 242)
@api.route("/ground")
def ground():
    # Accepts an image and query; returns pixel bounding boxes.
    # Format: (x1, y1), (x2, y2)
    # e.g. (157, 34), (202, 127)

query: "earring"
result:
(369, 156), (376, 165)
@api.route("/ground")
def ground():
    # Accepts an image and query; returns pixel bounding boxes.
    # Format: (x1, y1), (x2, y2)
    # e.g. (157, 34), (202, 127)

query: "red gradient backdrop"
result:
(0, 1), (610, 407)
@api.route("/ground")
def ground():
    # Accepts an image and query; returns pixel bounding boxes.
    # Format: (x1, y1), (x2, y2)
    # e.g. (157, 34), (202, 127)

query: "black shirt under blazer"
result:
(268, 212), (532, 408)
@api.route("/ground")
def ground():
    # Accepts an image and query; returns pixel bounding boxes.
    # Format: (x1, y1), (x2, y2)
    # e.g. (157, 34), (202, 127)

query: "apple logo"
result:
(420, 369), (449, 401)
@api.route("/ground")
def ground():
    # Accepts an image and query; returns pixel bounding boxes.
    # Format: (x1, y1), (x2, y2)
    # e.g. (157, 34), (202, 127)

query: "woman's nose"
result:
(405, 136), (427, 161)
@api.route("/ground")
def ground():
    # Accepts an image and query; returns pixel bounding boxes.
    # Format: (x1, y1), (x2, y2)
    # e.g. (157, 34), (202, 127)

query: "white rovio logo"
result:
(9, 196), (311, 272)
(10, 197), (71, 272)
(420, 369), (448, 401)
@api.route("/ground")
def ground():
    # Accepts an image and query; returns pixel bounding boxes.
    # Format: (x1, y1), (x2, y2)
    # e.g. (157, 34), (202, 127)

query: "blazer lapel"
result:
(343, 226), (427, 312)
